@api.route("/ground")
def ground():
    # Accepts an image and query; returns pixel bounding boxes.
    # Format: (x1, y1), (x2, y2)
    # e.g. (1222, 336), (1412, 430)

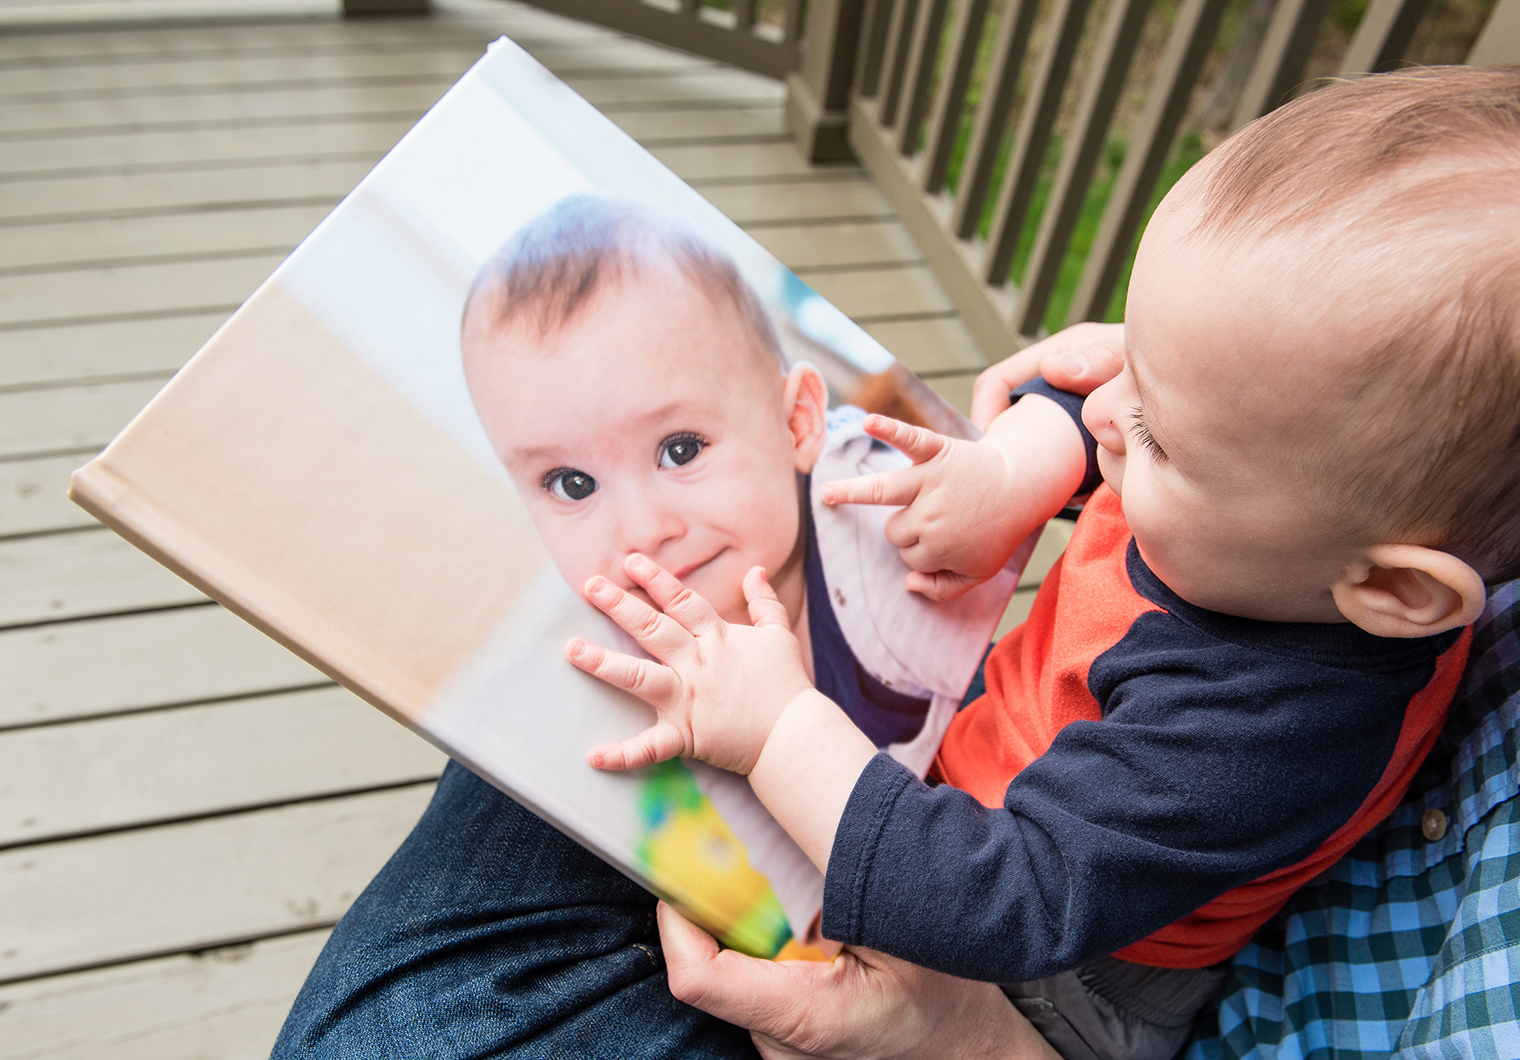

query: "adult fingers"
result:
(821, 470), (920, 508)
(1039, 322), (1125, 396)
(659, 903), (823, 1029)
(624, 554), (724, 638)
(586, 721), (688, 770)
(743, 567), (792, 632)
(968, 322), (1127, 427)
(566, 636), (679, 707)
(969, 345), (1047, 430)
(584, 575), (692, 663)
(861, 415), (947, 464)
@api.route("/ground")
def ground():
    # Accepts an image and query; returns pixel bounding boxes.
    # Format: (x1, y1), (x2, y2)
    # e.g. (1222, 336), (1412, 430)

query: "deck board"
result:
(0, 784), (436, 982)
(0, 530), (206, 628)
(0, 930), (331, 1060)
(0, 605), (326, 728)
(0, 1), (994, 1052)
(0, 377), (171, 456)
(0, 685), (445, 846)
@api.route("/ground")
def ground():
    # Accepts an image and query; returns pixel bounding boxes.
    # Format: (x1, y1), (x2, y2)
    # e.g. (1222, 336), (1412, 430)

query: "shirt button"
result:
(1422, 808), (1448, 842)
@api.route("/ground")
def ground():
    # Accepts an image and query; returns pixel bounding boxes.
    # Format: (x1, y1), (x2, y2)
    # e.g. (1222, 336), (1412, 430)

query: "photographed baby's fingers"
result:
(624, 554), (722, 637)
(881, 505), (923, 552)
(588, 722), (689, 771)
(566, 637), (680, 706)
(584, 575), (692, 662)
(861, 414), (947, 464)
(742, 567), (791, 632)
(904, 568), (981, 601)
(821, 470), (920, 508)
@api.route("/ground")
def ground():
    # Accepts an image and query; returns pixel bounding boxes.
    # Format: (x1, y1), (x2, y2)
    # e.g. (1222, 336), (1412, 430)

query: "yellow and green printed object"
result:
(636, 759), (791, 957)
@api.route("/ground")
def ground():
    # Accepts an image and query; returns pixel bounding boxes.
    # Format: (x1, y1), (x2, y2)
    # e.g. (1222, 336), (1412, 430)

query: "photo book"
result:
(69, 38), (1035, 959)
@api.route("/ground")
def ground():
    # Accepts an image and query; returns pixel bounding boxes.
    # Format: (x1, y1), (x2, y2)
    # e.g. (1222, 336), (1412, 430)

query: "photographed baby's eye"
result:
(544, 468), (597, 502)
(658, 433), (706, 469)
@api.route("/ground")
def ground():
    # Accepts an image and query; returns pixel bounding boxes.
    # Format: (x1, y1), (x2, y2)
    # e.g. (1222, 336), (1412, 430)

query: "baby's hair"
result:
(1187, 67), (1520, 582)
(464, 194), (786, 371)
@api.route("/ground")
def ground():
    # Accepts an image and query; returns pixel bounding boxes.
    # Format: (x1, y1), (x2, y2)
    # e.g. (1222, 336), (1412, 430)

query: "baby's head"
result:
(1083, 66), (1520, 634)
(461, 195), (827, 625)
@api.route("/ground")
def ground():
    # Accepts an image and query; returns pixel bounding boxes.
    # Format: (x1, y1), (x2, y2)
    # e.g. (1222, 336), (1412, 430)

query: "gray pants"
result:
(1002, 957), (1228, 1060)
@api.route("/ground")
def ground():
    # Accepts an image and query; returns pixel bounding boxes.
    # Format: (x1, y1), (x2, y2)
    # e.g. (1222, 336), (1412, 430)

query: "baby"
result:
(459, 194), (1017, 943)
(568, 66), (1520, 1059)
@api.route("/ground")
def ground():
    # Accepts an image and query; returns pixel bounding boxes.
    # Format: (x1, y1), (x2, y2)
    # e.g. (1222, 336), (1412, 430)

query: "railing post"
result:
(343, 0), (430, 14)
(785, 0), (868, 162)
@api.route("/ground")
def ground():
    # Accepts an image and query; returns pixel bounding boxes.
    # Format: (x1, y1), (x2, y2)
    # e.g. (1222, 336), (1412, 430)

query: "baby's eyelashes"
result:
(544, 467), (598, 501)
(1129, 406), (1169, 463)
(658, 432), (707, 470)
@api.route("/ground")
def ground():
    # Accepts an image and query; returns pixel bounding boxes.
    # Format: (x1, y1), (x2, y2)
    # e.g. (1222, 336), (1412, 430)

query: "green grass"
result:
(940, 123), (1207, 333)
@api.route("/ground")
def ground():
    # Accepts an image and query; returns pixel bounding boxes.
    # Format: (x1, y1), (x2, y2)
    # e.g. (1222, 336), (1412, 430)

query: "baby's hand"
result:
(569, 554), (814, 776)
(821, 415), (1024, 601)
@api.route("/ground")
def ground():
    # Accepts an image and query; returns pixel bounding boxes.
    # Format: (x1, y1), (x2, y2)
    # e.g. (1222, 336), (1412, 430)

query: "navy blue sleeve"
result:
(820, 614), (1446, 982)
(1011, 378), (1101, 495)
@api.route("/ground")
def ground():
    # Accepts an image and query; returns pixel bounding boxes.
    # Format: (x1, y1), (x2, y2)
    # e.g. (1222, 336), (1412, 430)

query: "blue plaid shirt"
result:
(1186, 579), (1520, 1059)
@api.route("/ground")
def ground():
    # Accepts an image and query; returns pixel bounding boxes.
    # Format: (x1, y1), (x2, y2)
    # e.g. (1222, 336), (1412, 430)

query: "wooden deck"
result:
(0, 2), (1064, 1055)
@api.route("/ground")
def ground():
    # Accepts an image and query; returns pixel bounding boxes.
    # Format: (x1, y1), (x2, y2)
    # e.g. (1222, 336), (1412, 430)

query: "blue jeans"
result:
(272, 761), (760, 1059)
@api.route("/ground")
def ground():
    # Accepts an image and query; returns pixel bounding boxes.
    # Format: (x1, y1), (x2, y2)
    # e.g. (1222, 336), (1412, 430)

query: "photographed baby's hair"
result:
(1188, 66), (1520, 582)
(464, 194), (786, 370)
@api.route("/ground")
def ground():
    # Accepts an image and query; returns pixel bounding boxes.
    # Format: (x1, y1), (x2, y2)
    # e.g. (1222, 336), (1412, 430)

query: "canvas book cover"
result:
(69, 38), (1033, 959)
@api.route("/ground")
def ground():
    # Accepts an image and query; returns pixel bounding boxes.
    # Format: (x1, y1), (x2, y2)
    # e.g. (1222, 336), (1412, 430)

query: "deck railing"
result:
(358, 0), (1516, 357)
(345, 0), (802, 76)
(788, 0), (1518, 355)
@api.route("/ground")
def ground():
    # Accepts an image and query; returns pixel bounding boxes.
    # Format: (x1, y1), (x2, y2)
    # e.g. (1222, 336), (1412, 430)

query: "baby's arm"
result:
(823, 394), (1086, 601)
(569, 555), (876, 872)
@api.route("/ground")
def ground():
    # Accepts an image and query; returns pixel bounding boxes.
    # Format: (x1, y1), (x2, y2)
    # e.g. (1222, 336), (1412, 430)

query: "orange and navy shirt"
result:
(818, 395), (1470, 983)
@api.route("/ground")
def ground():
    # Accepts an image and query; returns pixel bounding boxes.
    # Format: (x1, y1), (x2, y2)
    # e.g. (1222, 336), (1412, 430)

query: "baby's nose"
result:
(616, 493), (687, 555)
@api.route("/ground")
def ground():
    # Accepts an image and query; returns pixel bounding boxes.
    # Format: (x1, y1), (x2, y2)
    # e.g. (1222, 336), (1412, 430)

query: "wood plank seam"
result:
(0, 246), (299, 278)
(0, 679), (339, 735)
(0, 303), (243, 332)
(0, 63), (739, 106)
(0, 369), (176, 395)
(0, 597), (212, 635)
(0, 776), (443, 856)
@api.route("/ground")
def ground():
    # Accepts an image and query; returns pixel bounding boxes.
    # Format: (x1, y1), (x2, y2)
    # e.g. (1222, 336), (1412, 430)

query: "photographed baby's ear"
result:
(785, 363), (829, 473)
(1331, 544), (1486, 638)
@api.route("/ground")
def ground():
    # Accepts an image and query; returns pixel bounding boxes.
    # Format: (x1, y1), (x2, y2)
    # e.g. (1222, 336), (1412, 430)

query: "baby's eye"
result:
(658, 432), (707, 470)
(543, 468), (597, 502)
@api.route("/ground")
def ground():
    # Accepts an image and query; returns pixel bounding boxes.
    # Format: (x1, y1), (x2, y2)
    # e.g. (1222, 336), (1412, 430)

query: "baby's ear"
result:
(1331, 544), (1486, 638)
(784, 363), (829, 473)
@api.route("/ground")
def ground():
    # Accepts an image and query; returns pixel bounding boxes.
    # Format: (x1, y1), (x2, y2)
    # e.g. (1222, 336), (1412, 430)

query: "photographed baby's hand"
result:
(821, 415), (1024, 601)
(569, 554), (815, 776)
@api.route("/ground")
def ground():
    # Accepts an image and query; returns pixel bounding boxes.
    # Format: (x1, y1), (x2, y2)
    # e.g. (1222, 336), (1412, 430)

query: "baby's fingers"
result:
(821, 469), (920, 508)
(742, 567), (791, 632)
(584, 575), (691, 663)
(860, 414), (948, 464)
(624, 554), (722, 638)
(903, 568), (982, 601)
(588, 721), (688, 771)
(567, 636), (680, 707)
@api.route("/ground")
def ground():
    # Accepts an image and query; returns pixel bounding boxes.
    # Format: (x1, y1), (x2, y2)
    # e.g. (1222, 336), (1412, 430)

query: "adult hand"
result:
(969, 322), (1126, 431)
(659, 903), (1060, 1060)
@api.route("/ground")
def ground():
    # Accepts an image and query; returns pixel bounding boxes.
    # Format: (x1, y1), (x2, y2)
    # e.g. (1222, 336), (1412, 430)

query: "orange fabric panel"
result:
(935, 488), (1154, 807)
(929, 485), (1471, 967)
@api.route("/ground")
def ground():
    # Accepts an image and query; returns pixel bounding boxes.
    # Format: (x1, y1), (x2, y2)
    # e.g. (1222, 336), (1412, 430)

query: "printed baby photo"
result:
(77, 38), (1030, 959)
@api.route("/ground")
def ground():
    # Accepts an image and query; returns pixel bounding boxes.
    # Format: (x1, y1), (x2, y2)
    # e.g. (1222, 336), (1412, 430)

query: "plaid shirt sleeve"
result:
(1186, 580), (1520, 1060)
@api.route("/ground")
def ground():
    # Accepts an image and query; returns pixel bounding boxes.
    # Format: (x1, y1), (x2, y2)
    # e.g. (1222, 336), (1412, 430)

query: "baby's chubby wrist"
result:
(747, 687), (879, 872)
(982, 395), (1088, 514)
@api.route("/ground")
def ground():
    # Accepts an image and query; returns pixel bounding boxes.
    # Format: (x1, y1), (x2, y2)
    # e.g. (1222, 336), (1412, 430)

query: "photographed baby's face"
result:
(463, 266), (823, 626)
